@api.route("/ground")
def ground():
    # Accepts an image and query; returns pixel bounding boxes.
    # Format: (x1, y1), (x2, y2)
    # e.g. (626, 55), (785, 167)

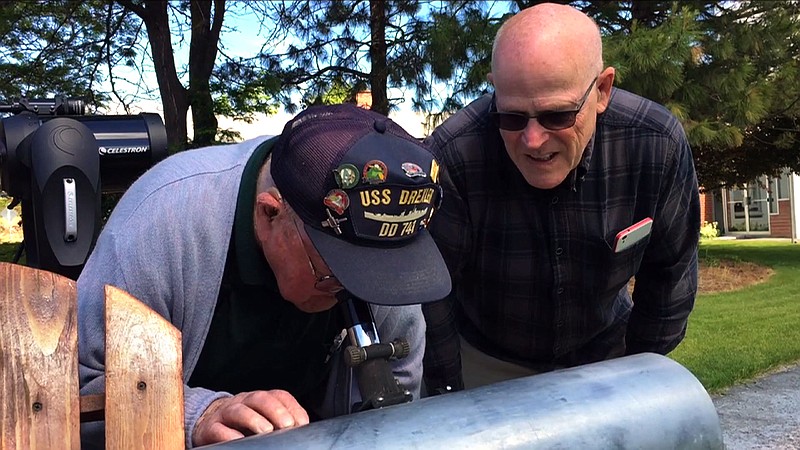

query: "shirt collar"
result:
(234, 137), (279, 286)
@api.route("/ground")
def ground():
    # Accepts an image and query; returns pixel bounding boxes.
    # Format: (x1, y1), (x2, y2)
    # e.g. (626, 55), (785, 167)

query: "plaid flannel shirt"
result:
(422, 88), (700, 393)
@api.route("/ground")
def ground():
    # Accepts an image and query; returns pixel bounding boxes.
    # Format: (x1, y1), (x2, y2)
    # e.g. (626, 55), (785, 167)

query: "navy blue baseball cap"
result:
(271, 104), (451, 306)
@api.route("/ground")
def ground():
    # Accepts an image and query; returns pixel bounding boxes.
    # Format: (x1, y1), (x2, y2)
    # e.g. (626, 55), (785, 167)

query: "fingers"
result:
(198, 420), (246, 445)
(254, 389), (310, 428)
(192, 390), (310, 447)
(218, 399), (276, 434)
(234, 390), (304, 431)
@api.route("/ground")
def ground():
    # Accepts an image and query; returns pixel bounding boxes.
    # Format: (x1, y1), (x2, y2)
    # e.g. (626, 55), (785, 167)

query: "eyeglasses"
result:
(489, 76), (598, 131)
(291, 217), (344, 294)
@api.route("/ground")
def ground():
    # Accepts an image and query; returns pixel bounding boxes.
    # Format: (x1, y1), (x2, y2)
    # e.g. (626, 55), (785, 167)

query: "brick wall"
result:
(770, 199), (793, 238)
(699, 191), (715, 225)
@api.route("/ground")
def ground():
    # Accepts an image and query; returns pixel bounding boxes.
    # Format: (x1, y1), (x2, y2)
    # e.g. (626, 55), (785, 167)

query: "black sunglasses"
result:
(489, 76), (598, 131)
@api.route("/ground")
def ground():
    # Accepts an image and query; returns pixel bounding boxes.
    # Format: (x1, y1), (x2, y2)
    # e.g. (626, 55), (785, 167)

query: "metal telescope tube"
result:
(198, 353), (724, 450)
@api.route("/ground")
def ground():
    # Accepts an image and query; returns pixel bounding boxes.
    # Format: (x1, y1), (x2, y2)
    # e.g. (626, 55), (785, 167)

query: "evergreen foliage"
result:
(0, 0), (138, 108)
(1, 0), (799, 187)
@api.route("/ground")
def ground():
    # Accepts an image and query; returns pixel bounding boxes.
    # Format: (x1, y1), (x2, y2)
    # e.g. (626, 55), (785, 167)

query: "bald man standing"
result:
(423, 3), (700, 393)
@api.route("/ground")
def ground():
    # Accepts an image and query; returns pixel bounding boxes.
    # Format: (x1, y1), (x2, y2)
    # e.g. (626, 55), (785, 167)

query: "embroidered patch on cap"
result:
(348, 183), (439, 241)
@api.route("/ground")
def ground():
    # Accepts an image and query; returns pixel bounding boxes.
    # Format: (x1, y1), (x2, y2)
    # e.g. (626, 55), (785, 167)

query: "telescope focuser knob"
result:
(345, 345), (366, 367)
(343, 339), (411, 367)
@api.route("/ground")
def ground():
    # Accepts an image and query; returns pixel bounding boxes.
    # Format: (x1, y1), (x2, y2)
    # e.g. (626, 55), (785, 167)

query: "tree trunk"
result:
(369, 0), (389, 116)
(119, 0), (190, 152)
(119, 0), (224, 151)
(188, 0), (224, 147)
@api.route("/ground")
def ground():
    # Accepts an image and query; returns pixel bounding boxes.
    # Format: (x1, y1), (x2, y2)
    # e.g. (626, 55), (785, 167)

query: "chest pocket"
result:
(569, 204), (651, 300)
(605, 230), (649, 292)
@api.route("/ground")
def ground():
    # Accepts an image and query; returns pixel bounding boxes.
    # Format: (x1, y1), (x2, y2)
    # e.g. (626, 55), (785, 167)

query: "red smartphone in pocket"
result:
(613, 217), (653, 253)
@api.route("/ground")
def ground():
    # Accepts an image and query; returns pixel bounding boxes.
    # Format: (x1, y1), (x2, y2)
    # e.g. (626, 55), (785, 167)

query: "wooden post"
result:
(104, 285), (184, 450)
(0, 262), (81, 449)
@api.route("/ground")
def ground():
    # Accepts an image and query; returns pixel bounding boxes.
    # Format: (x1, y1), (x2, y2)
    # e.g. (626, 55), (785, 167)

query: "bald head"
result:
(487, 3), (615, 191)
(491, 3), (603, 87)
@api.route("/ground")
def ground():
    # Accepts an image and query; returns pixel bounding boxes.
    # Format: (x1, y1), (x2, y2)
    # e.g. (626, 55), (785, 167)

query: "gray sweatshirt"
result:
(77, 136), (425, 448)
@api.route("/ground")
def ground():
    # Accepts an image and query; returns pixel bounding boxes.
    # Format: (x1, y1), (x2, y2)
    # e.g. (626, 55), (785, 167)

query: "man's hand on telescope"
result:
(192, 389), (310, 446)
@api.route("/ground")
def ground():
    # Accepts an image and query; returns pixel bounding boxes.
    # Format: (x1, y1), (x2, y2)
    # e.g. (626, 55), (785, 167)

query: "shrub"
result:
(700, 221), (720, 240)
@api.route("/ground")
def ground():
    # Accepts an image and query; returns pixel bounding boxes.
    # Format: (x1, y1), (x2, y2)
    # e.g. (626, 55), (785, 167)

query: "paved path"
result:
(712, 363), (800, 449)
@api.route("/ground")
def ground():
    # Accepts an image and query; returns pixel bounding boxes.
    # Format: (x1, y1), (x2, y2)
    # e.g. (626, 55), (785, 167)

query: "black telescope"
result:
(0, 96), (168, 279)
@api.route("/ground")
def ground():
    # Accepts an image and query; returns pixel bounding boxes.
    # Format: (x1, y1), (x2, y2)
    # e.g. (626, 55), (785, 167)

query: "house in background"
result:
(700, 170), (800, 242)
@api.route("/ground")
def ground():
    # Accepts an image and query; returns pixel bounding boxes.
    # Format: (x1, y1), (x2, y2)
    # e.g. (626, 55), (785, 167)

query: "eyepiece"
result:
(55, 97), (86, 115)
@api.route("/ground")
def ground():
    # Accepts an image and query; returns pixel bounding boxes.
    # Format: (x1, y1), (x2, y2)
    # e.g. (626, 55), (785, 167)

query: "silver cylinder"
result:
(199, 353), (723, 449)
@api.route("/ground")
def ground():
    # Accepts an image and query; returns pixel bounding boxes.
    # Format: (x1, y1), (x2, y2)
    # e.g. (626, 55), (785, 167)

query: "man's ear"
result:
(487, 72), (494, 85)
(595, 66), (616, 114)
(255, 191), (284, 223)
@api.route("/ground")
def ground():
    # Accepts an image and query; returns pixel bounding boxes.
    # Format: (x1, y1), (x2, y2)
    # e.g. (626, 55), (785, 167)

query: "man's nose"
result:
(521, 118), (550, 149)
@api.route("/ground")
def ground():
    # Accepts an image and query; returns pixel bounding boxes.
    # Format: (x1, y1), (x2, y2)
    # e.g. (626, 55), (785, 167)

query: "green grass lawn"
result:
(669, 239), (800, 393)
